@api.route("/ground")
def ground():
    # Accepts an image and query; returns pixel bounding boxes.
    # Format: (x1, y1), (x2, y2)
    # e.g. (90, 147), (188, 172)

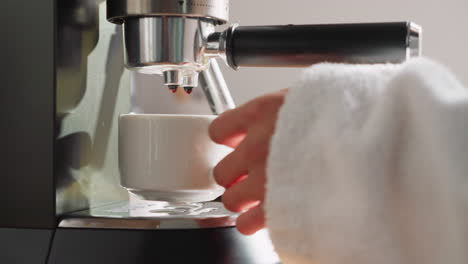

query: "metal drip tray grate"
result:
(59, 201), (238, 230)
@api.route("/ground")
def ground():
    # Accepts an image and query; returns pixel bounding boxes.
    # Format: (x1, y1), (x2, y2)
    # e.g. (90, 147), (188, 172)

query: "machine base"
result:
(48, 227), (280, 264)
(1, 202), (280, 263)
(1, 227), (280, 264)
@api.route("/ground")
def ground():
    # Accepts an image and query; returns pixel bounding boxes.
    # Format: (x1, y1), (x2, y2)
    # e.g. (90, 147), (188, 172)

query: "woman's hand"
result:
(209, 90), (287, 235)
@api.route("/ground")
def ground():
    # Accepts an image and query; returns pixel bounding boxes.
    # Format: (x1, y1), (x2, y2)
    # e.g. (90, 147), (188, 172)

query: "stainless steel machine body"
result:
(106, 0), (230, 24)
(123, 17), (213, 84)
(108, 0), (236, 112)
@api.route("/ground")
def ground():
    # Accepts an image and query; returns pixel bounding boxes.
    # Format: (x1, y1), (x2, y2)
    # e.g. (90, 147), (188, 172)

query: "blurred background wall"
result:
(132, 0), (468, 112)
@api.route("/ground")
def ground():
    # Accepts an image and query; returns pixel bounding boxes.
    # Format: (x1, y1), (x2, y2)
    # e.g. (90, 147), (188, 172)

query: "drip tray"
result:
(59, 201), (238, 230)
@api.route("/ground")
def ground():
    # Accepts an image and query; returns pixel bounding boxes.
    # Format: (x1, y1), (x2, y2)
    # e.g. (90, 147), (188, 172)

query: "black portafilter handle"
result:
(223, 22), (421, 69)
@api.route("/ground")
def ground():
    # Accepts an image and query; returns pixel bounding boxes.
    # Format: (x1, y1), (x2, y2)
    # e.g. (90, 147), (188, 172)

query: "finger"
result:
(222, 166), (266, 212)
(219, 133), (246, 149)
(209, 106), (251, 148)
(236, 204), (266, 235)
(209, 94), (272, 148)
(209, 91), (286, 147)
(213, 141), (248, 188)
(244, 121), (276, 164)
(212, 111), (275, 188)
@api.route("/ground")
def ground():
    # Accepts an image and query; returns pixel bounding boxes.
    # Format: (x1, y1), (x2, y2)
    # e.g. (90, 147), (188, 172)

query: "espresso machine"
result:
(0, 0), (421, 263)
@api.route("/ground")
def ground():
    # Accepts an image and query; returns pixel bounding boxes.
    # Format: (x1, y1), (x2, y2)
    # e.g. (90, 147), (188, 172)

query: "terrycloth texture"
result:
(265, 58), (468, 264)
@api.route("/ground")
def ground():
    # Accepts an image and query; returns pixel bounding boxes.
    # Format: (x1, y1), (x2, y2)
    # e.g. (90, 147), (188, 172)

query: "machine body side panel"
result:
(0, 0), (56, 228)
(0, 228), (54, 264)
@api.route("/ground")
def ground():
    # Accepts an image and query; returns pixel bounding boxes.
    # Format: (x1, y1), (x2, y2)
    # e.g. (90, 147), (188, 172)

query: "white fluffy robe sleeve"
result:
(265, 58), (468, 264)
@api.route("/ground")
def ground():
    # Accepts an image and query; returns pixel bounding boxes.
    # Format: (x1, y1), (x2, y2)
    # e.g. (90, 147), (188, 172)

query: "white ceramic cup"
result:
(119, 114), (232, 202)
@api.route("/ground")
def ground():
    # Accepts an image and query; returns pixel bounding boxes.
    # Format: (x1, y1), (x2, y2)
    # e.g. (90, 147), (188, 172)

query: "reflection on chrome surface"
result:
(59, 201), (238, 229)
